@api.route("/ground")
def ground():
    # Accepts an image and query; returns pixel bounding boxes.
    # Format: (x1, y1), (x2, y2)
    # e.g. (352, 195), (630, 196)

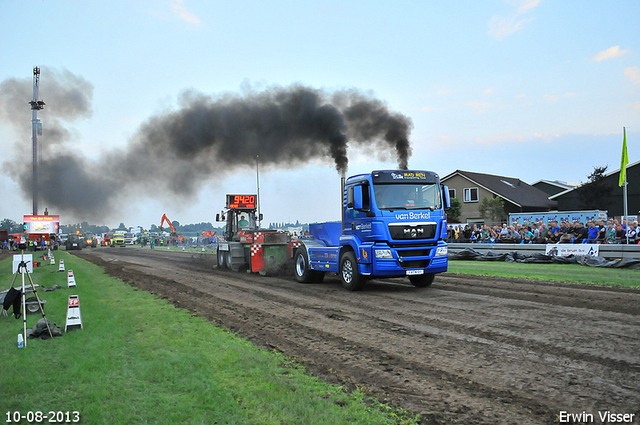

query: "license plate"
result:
(406, 270), (424, 276)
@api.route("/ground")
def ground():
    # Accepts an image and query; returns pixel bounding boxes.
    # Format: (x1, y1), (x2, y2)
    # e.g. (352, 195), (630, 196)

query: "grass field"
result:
(447, 260), (640, 288)
(0, 251), (416, 425)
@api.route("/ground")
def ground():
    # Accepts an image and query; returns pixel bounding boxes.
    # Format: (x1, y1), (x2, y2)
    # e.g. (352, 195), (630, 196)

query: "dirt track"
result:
(71, 248), (640, 425)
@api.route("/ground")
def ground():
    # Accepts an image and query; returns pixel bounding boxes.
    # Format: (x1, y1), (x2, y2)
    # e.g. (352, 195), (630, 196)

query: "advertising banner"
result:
(545, 244), (599, 257)
(510, 210), (607, 226)
(23, 215), (60, 234)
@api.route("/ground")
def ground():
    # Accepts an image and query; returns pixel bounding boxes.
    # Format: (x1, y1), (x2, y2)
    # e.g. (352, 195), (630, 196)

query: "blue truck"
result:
(293, 169), (450, 290)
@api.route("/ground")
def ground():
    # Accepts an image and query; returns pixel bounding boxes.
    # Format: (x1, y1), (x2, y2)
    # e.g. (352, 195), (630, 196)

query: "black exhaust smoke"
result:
(1, 72), (413, 221)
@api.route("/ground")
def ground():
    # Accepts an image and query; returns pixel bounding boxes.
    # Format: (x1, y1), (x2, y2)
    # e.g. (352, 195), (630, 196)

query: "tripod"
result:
(6, 252), (52, 346)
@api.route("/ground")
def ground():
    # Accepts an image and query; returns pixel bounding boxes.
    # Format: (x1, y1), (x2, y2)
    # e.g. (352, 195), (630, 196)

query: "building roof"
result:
(441, 170), (557, 209)
(530, 179), (578, 191)
(549, 159), (640, 200)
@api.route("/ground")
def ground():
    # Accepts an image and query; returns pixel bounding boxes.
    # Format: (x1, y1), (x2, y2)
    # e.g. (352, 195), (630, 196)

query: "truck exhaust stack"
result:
(341, 176), (345, 236)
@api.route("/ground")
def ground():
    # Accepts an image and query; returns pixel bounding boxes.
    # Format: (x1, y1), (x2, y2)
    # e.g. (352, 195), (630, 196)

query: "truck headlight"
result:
(435, 246), (448, 257)
(375, 249), (393, 259)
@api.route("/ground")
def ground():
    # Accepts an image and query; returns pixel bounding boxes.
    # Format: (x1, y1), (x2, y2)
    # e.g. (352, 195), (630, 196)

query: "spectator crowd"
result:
(446, 218), (639, 245)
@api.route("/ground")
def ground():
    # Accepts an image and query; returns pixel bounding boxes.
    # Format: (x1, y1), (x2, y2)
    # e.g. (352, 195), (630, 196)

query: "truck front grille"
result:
(389, 223), (437, 240)
(397, 248), (431, 257)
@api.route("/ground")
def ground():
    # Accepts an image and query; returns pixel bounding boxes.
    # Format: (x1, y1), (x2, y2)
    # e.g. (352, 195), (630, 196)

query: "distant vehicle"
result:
(102, 232), (114, 246)
(111, 232), (125, 247)
(65, 234), (83, 250)
(84, 231), (97, 248)
(124, 232), (136, 245)
(59, 233), (69, 243)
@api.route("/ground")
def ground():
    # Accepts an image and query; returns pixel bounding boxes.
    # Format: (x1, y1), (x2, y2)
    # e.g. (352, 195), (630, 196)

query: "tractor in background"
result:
(216, 194), (295, 274)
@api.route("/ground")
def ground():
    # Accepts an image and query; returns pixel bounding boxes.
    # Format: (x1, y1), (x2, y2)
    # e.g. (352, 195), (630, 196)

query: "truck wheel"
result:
(294, 249), (324, 283)
(409, 273), (435, 288)
(217, 249), (228, 270)
(340, 251), (363, 291)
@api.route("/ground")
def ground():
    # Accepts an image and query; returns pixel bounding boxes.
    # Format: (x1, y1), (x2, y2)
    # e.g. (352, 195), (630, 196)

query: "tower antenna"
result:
(29, 67), (45, 215)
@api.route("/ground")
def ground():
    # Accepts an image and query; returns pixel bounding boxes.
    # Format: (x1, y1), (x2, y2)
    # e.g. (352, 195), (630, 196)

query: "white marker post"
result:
(67, 270), (76, 288)
(65, 295), (83, 332)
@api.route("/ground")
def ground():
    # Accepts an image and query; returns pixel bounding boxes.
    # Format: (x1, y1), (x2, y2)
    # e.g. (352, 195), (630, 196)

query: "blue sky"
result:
(1, 0), (638, 229)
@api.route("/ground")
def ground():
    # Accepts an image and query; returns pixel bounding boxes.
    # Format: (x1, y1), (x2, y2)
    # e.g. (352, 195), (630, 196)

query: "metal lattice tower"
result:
(29, 67), (45, 215)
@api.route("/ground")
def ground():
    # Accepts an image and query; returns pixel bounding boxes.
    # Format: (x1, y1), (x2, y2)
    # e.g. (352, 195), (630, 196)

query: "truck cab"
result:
(294, 170), (450, 290)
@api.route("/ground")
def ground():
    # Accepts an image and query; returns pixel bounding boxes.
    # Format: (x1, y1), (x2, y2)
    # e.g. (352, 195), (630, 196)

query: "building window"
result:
(464, 187), (479, 203)
(448, 188), (456, 200)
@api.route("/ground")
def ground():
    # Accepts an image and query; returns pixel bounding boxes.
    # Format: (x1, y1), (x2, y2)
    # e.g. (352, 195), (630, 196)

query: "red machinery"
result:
(159, 214), (184, 243)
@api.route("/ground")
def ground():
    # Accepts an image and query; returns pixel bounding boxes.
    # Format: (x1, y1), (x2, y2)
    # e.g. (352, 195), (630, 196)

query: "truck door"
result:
(345, 183), (372, 233)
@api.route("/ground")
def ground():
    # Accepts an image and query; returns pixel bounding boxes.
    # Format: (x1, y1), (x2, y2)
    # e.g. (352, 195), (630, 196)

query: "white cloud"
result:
(631, 101), (640, 110)
(483, 87), (495, 95)
(515, 94), (527, 99)
(437, 86), (452, 95)
(171, 0), (201, 26)
(563, 92), (576, 97)
(488, 0), (540, 40)
(464, 100), (492, 113)
(533, 132), (559, 142)
(421, 105), (436, 112)
(624, 66), (640, 85)
(475, 132), (525, 145)
(592, 46), (631, 62)
(543, 94), (558, 101)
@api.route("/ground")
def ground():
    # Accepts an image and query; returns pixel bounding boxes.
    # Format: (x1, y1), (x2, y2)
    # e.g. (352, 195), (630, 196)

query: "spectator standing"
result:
(531, 224), (540, 242)
(538, 223), (549, 244)
(480, 225), (490, 243)
(446, 225), (455, 243)
(587, 221), (600, 243)
(506, 226), (520, 243)
(547, 221), (560, 243)
(521, 227), (534, 244)
(625, 223), (638, 244)
(573, 222), (588, 243)
(462, 225), (472, 242)
(557, 221), (570, 242)
(606, 223), (617, 244)
(499, 224), (509, 239)
(469, 224), (481, 243)
(595, 220), (607, 243)
(615, 225), (625, 243)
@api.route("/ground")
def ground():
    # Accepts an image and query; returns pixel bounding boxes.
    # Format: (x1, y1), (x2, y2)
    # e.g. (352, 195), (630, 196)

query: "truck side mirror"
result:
(259, 213), (263, 221)
(443, 185), (451, 209)
(216, 214), (220, 222)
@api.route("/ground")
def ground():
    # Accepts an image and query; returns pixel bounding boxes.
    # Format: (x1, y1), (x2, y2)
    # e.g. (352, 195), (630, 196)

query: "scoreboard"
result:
(226, 195), (256, 209)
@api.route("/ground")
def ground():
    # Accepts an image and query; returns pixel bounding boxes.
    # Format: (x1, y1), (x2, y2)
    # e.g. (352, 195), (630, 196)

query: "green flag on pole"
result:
(619, 127), (628, 187)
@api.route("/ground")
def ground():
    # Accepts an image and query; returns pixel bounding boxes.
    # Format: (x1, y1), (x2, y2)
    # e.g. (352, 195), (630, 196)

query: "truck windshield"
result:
(374, 183), (441, 210)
